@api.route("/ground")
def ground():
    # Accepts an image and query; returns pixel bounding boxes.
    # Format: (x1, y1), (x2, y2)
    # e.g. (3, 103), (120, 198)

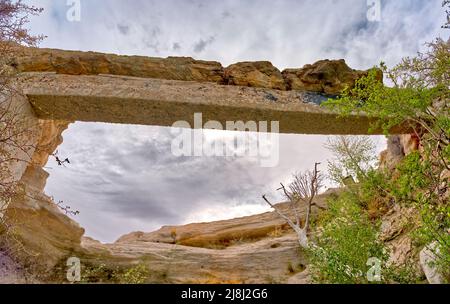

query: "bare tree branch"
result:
(262, 163), (323, 249)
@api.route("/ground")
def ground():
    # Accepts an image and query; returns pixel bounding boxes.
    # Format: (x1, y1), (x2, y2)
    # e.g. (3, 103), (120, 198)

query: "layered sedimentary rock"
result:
(2, 120), (84, 273)
(376, 134), (446, 282)
(18, 72), (387, 135)
(380, 205), (421, 270)
(81, 234), (307, 284)
(11, 46), (376, 95)
(8, 46), (397, 136)
(116, 190), (332, 248)
(5, 186), (84, 273)
(77, 195), (331, 284)
(0, 92), (40, 197)
(13, 46), (224, 83)
(224, 61), (287, 90)
(72, 191), (333, 283)
(282, 59), (381, 95)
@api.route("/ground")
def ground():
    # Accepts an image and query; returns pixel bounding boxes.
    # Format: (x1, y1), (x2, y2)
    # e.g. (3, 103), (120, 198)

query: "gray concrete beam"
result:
(18, 72), (389, 135)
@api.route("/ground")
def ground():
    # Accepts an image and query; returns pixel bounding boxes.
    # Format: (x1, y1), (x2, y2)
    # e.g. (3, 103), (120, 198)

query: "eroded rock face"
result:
(420, 242), (445, 284)
(282, 59), (378, 95)
(11, 46), (378, 95)
(379, 205), (423, 277)
(0, 92), (40, 200)
(5, 187), (84, 273)
(378, 136), (423, 272)
(21, 120), (70, 193)
(71, 191), (335, 284)
(224, 61), (287, 90)
(379, 134), (421, 170)
(400, 133), (420, 156)
(379, 136), (405, 170)
(116, 190), (332, 248)
(81, 234), (307, 284)
(2, 120), (84, 273)
(14, 47), (225, 83)
(81, 191), (333, 283)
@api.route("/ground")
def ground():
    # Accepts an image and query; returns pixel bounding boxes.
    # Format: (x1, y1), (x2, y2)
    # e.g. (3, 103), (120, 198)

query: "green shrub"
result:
(116, 263), (150, 284)
(321, 34), (449, 282)
(78, 262), (150, 284)
(308, 192), (387, 284)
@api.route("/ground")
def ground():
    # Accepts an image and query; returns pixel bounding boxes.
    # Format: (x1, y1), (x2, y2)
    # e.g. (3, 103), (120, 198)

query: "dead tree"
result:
(262, 162), (323, 249)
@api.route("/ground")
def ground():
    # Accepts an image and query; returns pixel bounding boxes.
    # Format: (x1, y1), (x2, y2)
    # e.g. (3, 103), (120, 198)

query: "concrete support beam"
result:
(19, 72), (384, 135)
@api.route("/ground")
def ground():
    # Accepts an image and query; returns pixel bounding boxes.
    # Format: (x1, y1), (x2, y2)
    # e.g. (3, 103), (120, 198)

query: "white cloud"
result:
(25, 0), (447, 68)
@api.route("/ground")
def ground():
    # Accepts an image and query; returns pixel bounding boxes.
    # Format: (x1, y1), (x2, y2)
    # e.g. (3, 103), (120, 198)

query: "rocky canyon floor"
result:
(1, 188), (335, 284)
(69, 190), (332, 284)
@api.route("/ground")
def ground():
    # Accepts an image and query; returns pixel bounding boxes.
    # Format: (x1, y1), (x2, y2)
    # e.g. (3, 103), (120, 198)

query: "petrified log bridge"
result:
(11, 46), (387, 135)
(4, 46), (397, 210)
(1, 47), (406, 276)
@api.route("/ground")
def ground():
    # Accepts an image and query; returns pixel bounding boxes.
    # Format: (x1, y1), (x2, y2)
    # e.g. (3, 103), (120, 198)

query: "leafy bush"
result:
(78, 262), (150, 284)
(308, 191), (420, 284)
(117, 263), (150, 284)
(321, 21), (449, 282)
(308, 192), (387, 284)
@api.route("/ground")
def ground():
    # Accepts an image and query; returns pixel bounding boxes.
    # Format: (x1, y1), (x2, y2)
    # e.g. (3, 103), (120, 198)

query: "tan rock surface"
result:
(0, 92), (40, 206)
(13, 47), (225, 83)
(11, 46), (377, 95)
(380, 205), (421, 271)
(73, 191), (336, 283)
(2, 120), (83, 274)
(282, 59), (379, 95)
(116, 189), (333, 248)
(4, 187), (84, 273)
(224, 61), (287, 90)
(379, 134), (421, 170)
(81, 234), (308, 284)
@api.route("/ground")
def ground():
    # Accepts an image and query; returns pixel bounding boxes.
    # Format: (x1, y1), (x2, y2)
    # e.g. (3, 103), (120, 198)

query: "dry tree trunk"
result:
(263, 162), (323, 249)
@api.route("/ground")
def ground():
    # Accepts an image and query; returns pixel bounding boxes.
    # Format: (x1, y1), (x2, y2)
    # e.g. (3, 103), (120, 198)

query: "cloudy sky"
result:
(24, 0), (447, 243)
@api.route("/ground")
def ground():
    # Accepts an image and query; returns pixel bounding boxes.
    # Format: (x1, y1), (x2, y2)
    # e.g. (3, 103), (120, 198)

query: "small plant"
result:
(116, 263), (149, 284)
(80, 263), (114, 283)
(170, 228), (177, 244)
(78, 262), (150, 284)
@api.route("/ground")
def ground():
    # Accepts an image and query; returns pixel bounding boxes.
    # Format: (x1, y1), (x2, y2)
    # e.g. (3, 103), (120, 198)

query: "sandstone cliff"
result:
(1, 120), (84, 276)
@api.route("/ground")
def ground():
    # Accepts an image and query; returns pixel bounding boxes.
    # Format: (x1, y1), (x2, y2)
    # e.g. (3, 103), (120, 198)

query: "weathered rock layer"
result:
(12, 46), (378, 94)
